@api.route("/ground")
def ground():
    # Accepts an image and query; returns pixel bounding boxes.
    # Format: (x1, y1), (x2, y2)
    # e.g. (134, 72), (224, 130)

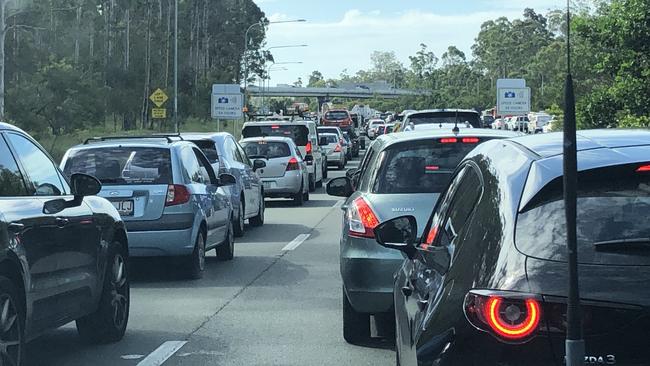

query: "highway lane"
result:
(24, 147), (395, 366)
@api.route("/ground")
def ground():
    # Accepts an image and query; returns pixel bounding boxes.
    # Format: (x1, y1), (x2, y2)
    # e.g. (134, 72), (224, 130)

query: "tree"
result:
(308, 70), (323, 87)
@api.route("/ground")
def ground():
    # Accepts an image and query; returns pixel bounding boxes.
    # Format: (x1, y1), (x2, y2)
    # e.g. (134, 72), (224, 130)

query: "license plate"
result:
(112, 200), (134, 216)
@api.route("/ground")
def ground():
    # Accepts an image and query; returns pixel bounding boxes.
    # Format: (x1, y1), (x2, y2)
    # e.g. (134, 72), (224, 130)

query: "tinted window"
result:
(190, 140), (219, 164)
(241, 141), (291, 159)
(0, 136), (27, 196)
(323, 135), (339, 144)
(409, 112), (481, 128)
(357, 147), (378, 190)
(372, 139), (482, 194)
(438, 167), (482, 247)
(236, 143), (251, 166)
(242, 125), (309, 146)
(192, 148), (214, 184)
(63, 147), (172, 185)
(324, 111), (349, 120)
(517, 165), (650, 266)
(7, 133), (65, 196)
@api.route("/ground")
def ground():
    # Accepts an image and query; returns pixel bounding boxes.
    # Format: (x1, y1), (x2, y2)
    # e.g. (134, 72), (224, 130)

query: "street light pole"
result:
(262, 61), (303, 111)
(173, 0), (178, 133)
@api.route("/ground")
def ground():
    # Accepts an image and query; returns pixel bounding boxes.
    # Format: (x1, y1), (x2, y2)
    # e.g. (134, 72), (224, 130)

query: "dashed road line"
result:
(281, 233), (311, 251)
(136, 341), (187, 366)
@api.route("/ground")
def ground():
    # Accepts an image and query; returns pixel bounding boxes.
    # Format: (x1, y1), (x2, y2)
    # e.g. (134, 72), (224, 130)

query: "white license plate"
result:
(112, 200), (134, 216)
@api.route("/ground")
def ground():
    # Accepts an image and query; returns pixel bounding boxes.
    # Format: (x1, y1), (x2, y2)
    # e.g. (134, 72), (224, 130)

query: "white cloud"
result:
(262, 7), (548, 85)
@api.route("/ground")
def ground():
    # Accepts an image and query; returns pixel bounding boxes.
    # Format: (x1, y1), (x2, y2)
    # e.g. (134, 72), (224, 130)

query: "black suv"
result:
(0, 123), (129, 364)
(375, 129), (650, 366)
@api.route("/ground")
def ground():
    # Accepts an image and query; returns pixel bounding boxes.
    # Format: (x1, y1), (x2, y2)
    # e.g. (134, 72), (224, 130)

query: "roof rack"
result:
(83, 134), (183, 145)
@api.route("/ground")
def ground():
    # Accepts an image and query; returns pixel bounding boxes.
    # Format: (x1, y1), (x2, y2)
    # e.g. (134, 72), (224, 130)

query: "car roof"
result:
(181, 132), (232, 141)
(0, 122), (25, 133)
(409, 109), (479, 115)
(509, 129), (650, 159)
(240, 136), (295, 144)
(70, 137), (189, 150)
(243, 120), (314, 127)
(373, 129), (521, 150)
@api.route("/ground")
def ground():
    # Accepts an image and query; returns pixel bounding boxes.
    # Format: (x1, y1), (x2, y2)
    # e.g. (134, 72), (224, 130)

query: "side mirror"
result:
(253, 159), (266, 171)
(70, 173), (101, 197)
(345, 168), (358, 179)
(374, 215), (418, 259)
(219, 173), (236, 186)
(319, 137), (329, 146)
(326, 177), (354, 197)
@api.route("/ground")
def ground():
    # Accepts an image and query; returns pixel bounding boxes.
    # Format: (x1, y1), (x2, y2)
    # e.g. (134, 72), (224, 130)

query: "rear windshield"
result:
(63, 147), (172, 185)
(325, 111), (349, 120)
(318, 128), (339, 135)
(517, 165), (650, 266)
(409, 112), (481, 128)
(323, 135), (339, 144)
(189, 140), (219, 163)
(373, 139), (484, 194)
(240, 141), (291, 159)
(242, 125), (309, 146)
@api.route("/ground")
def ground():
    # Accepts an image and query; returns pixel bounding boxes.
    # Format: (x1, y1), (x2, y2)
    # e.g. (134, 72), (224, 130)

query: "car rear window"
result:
(241, 141), (291, 159)
(372, 139), (484, 194)
(409, 112), (481, 128)
(63, 147), (172, 185)
(318, 128), (339, 135)
(323, 134), (339, 144)
(242, 125), (309, 146)
(516, 164), (650, 266)
(325, 111), (349, 120)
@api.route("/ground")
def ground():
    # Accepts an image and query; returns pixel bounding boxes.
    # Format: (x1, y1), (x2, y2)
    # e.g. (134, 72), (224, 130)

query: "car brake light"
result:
(462, 137), (480, 143)
(425, 165), (440, 172)
(306, 141), (312, 155)
(334, 144), (342, 152)
(440, 138), (458, 144)
(271, 125), (280, 129)
(286, 157), (300, 172)
(636, 165), (650, 172)
(348, 197), (380, 238)
(420, 225), (439, 250)
(464, 291), (542, 344)
(165, 184), (191, 206)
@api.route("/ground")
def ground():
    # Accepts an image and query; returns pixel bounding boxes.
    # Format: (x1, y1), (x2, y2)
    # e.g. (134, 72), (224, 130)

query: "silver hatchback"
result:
(240, 137), (310, 206)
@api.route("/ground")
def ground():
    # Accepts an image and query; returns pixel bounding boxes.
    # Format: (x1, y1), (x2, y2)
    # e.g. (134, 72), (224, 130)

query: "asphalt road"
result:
(24, 147), (395, 366)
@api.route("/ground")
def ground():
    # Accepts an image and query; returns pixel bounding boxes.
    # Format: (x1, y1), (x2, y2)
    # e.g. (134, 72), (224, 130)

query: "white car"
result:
(542, 119), (558, 133)
(528, 113), (553, 133)
(366, 120), (385, 139)
(492, 118), (505, 130)
(505, 116), (529, 132)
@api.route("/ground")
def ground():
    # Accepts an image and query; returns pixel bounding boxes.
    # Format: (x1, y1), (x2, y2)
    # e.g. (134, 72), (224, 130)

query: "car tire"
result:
(0, 276), (25, 365)
(293, 184), (305, 206)
(308, 174), (316, 192)
(249, 197), (264, 227)
(323, 164), (328, 179)
(342, 287), (370, 344)
(216, 221), (235, 261)
(233, 199), (245, 237)
(338, 160), (345, 170)
(76, 242), (129, 343)
(303, 189), (310, 202)
(187, 231), (206, 279)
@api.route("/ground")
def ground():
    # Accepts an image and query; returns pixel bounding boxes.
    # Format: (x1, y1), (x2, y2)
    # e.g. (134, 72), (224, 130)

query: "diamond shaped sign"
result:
(149, 88), (169, 108)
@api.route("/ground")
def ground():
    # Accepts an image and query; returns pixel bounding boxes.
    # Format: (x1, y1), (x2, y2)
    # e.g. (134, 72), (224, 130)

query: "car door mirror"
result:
(218, 173), (236, 186)
(326, 177), (354, 197)
(319, 136), (329, 146)
(70, 173), (102, 197)
(374, 215), (418, 259)
(253, 159), (266, 172)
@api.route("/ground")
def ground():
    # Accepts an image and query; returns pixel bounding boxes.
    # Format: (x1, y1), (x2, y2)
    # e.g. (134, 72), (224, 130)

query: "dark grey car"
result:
(327, 128), (519, 344)
(0, 123), (130, 364)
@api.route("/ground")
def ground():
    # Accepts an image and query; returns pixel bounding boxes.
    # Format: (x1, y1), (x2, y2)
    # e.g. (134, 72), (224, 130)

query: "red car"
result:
(321, 109), (353, 131)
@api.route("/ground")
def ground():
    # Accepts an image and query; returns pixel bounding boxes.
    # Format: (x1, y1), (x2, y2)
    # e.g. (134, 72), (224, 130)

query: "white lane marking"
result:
(282, 234), (311, 251)
(136, 341), (188, 366)
(333, 200), (343, 208)
(121, 355), (145, 360)
(177, 351), (225, 357)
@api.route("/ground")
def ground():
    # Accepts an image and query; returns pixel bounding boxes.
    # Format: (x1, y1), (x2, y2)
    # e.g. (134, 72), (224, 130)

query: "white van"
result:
(242, 120), (326, 191)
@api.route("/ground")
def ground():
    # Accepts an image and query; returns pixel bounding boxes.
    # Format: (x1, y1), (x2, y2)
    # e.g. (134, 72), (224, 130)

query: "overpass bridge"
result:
(247, 85), (426, 99)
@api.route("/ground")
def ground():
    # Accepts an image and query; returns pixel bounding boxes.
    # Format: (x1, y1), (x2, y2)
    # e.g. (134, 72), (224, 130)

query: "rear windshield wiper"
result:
(594, 238), (650, 251)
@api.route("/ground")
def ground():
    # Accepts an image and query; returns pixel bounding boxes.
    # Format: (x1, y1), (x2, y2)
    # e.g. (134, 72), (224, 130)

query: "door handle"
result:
(7, 223), (25, 233)
(401, 286), (413, 297)
(55, 217), (69, 227)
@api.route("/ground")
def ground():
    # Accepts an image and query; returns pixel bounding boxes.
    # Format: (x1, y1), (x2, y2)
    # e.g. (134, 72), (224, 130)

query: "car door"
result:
(191, 147), (229, 247)
(235, 142), (261, 217)
(5, 132), (99, 330)
(223, 137), (250, 214)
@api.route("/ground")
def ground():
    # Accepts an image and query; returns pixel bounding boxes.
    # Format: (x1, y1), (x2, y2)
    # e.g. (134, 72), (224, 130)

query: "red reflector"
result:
(485, 297), (541, 340)
(286, 157), (300, 172)
(425, 166), (440, 171)
(440, 138), (458, 144)
(271, 125), (280, 129)
(334, 144), (342, 152)
(306, 142), (312, 155)
(636, 165), (650, 172)
(462, 137), (480, 143)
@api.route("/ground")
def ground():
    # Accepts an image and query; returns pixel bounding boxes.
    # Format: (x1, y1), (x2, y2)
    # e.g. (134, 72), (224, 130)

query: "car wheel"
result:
(216, 221), (235, 261)
(293, 183), (305, 206)
(233, 199), (245, 237)
(308, 174), (316, 192)
(249, 197), (264, 227)
(76, 243), (129, 343)
(342, 287), (370, 344)
(187, 231), (206, 279)
(303, 188), (310, 202)
(338, 160), (345, 170)
(0, 276), (24, 365)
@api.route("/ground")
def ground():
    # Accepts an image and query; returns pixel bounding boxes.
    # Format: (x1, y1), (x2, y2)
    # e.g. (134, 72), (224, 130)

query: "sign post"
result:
(149, 88), (169, 123)
(211, 84), (243, 120)
(496, 87), (531, 116)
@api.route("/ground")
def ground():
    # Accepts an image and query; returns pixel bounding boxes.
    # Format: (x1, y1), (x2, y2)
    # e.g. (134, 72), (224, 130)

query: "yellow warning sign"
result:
(149, 88), (169, 108)
(151, 108), (167, 119)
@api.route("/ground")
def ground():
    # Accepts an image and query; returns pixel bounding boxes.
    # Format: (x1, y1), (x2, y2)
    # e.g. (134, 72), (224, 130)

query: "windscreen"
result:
(242, 125), (309, 146)
(323, 134), (339, 144)
(241, 141), (291, 159)
(318, 128), (339, 135)
(517, 165), (650, 266)
(325, 111), (349, 120)
(409, 112), (481, 128)
(63, 147), (172, 185)
(373, 139), (482, 194)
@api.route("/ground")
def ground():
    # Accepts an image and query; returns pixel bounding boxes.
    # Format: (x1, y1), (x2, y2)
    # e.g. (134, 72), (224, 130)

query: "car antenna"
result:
(452, 110), (460, 134)
(563, 1), (584, 365)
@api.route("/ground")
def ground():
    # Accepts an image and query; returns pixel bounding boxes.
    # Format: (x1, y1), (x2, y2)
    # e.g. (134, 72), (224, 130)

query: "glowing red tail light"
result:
(334, 144), (342, 152)
(425, 165), (440, 172)
(636, 165), (650, 172)
(306, 142), (312, 155)
(347, 197), (380, 238)
(286, 157), (300, 172)
(165, 184), (191, 206)
(440, 138), (458, 144)
(462, 137), (480, 143)
(464, 291), (542, 344)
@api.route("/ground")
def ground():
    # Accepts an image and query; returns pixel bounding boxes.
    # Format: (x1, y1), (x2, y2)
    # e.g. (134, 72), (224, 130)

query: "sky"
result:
(253, 0), (564, 86)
